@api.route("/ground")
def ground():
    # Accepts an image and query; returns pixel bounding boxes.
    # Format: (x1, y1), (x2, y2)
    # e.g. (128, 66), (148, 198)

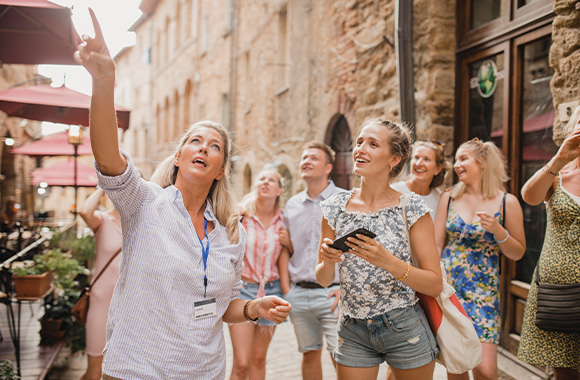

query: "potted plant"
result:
(0, 360), (19, 380)
(40, 290), (79, 344)
(11, 259), (53, 298)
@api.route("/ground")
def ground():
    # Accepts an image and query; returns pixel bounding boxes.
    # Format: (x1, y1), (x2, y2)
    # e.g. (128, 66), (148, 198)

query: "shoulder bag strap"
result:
(89, 248), (122, 289)
(447, 194), (452, 216)
(501, 192), (507, 226)
(400, 194), (418, 267)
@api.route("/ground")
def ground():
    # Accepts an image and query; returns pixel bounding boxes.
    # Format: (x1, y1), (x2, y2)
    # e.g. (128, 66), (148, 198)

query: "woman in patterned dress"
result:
(434, 139), (526, 380)
(229, 168), (289, 380)
(517, 106), (580, 380)
(316, 118), (442, 380)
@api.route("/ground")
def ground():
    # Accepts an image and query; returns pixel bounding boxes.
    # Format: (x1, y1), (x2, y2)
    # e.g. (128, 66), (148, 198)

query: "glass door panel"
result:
(468, 53), (506, 147)
(470, 0), (505, 29)
(516, 35), (557, 283)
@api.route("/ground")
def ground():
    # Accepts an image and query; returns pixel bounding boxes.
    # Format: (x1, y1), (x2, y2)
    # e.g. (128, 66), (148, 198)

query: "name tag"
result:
(194, 298), (217, 320)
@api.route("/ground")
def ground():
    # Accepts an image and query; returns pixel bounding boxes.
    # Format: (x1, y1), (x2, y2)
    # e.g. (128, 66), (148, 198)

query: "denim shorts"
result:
(239, 279), (282, 326)
(283, 284), (339, 353)
(335, 303), (439, 369)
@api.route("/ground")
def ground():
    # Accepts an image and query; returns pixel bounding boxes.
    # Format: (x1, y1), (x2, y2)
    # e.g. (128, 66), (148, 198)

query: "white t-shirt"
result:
(391, 181), (441, 222)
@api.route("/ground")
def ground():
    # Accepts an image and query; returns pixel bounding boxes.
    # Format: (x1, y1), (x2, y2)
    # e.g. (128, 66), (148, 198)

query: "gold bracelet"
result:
(396, 262), (411, 281)
(243, 300), (261, 322)
(543, 164), (558, 176)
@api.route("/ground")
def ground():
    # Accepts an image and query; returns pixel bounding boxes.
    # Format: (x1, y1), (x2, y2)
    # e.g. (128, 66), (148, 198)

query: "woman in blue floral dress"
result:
(316, 118), (443, 380)
(434, 139), (526, 380)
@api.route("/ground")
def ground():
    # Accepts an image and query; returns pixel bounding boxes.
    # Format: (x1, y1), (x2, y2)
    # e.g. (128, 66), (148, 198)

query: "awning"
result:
(31, 159), (97, 187)
(0, 84), (130, 129)
(11, 131), (92, 157)
(0, 0), (81, 65)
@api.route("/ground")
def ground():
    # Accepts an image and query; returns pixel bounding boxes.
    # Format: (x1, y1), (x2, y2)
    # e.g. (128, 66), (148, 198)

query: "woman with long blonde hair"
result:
(229, 168), (290, 380)
(74, 10), (290, 379)
(434, 139), (526, 380)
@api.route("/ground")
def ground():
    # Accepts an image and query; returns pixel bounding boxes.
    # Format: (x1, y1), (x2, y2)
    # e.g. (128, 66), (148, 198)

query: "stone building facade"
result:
(115, 0), (579, 358)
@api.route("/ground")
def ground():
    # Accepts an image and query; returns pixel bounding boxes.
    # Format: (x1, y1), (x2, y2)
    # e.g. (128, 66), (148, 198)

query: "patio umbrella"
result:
(31, 159), (96, 187)
(0, 0), (82, 65)
(0, 84), (131, 129)
(11, 130), (92, 156)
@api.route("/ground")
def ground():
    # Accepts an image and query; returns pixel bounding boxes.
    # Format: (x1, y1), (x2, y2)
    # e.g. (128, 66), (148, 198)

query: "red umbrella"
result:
(0, 0), (82, 65)
(0, 84), (130, 129)
(31, 159), (97, 187)
(11, 130), (92, 156)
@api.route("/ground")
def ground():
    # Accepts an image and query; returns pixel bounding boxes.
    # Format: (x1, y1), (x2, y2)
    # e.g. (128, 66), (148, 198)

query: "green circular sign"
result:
(477, 60), (497, 98)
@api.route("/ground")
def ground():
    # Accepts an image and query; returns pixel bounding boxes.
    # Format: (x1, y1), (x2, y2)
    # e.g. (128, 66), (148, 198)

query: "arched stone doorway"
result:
(325, 114), (353, 190)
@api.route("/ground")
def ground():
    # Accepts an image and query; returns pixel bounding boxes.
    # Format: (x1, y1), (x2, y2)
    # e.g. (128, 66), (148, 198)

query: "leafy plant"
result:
(42, 289), (79, 320)
(11, 260), (49, 277)
(68, 234), (96, 264)
(0, 360), (19, 380)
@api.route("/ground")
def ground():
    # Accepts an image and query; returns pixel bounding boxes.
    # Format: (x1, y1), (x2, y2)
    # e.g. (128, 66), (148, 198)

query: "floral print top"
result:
(441, 196), (504, 343)
(321, 190), (429, 319)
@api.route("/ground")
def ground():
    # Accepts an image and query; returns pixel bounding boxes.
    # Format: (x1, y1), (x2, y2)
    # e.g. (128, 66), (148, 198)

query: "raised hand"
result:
(554, 127), (580, 164)
(73, 8), (115, 80)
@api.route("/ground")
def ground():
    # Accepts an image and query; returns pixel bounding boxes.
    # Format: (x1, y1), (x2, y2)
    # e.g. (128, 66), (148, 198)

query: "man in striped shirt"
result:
(281, 141), (343, 380)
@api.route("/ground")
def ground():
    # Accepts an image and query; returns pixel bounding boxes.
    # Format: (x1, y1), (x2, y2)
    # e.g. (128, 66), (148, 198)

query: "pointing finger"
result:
(88, 8), (105, 41)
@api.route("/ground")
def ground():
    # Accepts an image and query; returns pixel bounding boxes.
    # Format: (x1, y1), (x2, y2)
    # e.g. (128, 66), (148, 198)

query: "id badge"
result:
(194, 298), (217, 320)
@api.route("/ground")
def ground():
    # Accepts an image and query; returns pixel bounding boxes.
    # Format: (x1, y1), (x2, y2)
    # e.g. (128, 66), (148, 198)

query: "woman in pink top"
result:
(229, 168), (290, 380)
(79, 188), (121, 380)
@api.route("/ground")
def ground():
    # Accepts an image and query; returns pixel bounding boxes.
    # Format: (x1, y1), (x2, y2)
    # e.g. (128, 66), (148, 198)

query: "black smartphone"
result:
(329, 227), (377, 252)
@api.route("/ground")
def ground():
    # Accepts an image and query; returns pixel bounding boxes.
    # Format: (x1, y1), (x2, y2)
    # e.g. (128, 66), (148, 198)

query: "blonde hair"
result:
(239, 168), (283, 217)
(150, 120), (241, 244)
(413, 141), (451, 189)
(565, 105), (580, 134)
(451, 139), (508, 199)
(358, 117), (412, 181)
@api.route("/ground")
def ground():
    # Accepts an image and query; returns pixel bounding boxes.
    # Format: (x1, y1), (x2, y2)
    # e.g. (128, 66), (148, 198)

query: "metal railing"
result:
(1, 221), (77, 268)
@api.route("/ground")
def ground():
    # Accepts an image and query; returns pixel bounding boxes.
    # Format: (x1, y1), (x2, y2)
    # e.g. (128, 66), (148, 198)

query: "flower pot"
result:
(13, 271), (53, 298)
(40, 317), (66, 344)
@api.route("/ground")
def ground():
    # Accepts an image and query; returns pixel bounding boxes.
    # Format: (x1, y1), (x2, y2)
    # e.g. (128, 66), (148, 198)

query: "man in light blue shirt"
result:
(281, 141), (342, 380)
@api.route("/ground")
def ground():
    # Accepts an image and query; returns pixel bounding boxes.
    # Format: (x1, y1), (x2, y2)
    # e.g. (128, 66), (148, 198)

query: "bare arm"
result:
(277, 247), (291, 295)
(74, 8), (126, 176)
(315, 218), (338, 287)
(79, 188), (104, 232)
(278, 227), (293, 254)
(223, 296), (291, 324)
(434, 191), (451, 255)
(521, 127), (580, 205)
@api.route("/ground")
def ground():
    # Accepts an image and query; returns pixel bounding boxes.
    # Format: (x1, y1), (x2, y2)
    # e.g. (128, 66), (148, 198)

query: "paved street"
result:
(51, 317), (541, 379)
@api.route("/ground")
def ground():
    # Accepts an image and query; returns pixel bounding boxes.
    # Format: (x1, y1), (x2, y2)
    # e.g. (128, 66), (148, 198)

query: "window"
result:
(201, 14), (208, 54)
(277, 5), (289, 90)
(244, 51), (251, 111)
(221, 93), (230, 129)
(174, 91), (181, 140)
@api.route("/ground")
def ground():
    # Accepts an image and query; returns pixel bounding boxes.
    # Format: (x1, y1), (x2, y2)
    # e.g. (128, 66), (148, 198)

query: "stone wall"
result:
(550, 0), (580, 144)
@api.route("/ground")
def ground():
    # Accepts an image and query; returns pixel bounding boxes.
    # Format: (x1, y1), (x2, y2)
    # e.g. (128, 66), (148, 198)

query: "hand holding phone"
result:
(329, 228), (376, 252)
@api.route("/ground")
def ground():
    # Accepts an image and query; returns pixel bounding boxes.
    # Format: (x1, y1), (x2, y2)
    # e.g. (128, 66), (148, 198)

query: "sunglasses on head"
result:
(418, 139), (445, 150)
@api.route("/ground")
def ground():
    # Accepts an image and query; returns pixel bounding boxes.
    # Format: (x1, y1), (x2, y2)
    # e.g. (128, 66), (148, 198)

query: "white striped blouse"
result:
(240, 210), (283, 297)
(96, 151), (246, 379)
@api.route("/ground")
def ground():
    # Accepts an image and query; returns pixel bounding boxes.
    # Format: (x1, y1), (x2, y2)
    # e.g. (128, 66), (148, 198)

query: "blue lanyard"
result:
(197, 219), (209, 297)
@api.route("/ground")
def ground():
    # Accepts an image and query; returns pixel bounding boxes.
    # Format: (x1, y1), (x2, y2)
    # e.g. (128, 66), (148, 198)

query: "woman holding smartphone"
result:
(316, 118), (442, 380)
